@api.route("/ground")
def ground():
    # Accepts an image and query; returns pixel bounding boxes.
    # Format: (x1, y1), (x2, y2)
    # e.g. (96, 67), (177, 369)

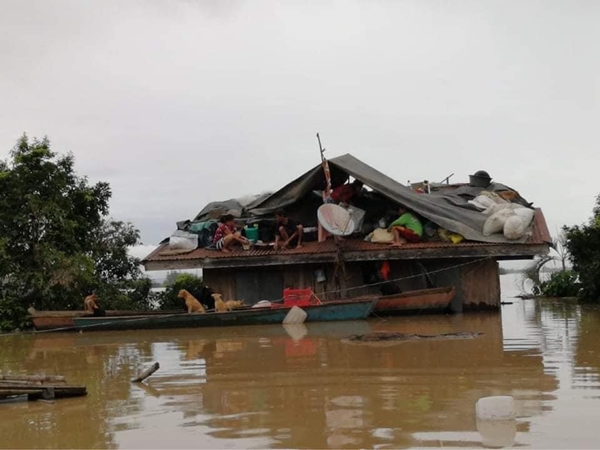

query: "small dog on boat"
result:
(84, 293), (99, 312)
(212, 293), (228, 312)
(84, 293), (106, 317)
(225, 300), (245, 310)
(212, 293), (245, 312)
(178, 289), (206, 314)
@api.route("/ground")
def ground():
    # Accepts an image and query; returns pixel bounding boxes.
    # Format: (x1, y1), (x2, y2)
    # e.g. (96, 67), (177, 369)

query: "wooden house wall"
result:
(203, 257), (501, 310)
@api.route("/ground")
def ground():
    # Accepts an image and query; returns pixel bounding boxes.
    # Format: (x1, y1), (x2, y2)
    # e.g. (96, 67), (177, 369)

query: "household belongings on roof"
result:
(247, 155), (536, 244)
(161, 155), (539, 254)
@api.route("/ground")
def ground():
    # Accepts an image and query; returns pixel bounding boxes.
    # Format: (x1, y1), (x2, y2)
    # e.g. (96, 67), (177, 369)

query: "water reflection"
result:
(1, 277), (600, 448)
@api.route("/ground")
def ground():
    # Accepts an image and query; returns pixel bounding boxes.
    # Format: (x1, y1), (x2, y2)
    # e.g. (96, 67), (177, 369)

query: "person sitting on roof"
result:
(329, 180), (363, 205)
(213, 214), (249, 253)
(274, 210), (304, 250)
(389, 206), (423, 247)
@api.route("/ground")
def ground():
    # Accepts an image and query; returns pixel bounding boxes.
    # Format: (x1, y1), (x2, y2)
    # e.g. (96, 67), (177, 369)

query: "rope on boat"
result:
(0, 256), (494, 337)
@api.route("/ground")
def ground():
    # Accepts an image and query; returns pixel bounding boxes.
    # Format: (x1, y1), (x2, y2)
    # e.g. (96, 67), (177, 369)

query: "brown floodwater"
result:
(1, 275), (600, 449)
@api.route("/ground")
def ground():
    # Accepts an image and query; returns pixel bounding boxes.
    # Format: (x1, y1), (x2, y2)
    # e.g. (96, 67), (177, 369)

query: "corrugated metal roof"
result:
(144, 209), (551, 264)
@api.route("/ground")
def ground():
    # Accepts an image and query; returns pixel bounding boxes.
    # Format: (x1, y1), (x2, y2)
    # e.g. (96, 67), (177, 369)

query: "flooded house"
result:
(142, 154), (551, 312)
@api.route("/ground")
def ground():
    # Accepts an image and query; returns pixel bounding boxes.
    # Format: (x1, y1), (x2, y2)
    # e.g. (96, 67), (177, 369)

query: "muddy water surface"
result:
(1, 275), (600, 448)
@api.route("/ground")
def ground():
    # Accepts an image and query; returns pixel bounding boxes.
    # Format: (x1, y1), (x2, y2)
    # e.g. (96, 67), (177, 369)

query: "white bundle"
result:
(483, 208), (517, 236)
(504, 208), (535, 240)
(483, 202), (522, 216)
(483, 206), (535, 238)
(169, 230), (198, 251)
(469, 195), (496, 211)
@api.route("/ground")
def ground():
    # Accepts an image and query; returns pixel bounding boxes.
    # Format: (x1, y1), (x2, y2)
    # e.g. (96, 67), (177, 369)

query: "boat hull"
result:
(374, 286), (455, 315)
(30, 310), (182, 331)
(71, 300), (376, 332)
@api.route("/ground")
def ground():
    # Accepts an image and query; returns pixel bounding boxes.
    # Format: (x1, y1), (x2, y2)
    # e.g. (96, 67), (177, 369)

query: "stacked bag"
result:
(469, 192), (535, 240)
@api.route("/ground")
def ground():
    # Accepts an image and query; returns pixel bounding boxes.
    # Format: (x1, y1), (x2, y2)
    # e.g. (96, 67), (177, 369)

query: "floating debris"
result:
(342, 331), (483, 346)
(0, 374), (87, 403)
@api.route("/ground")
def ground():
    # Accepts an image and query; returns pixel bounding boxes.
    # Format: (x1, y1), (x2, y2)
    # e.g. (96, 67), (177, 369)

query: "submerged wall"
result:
(203, 257), (501, 311)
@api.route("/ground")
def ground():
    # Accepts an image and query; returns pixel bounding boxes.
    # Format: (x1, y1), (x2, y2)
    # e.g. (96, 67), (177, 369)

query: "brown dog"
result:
(225, 300), (245, 310)
(84, 294), (100, 312)
(178, 289), (206, 314)
(212, 293), (228, 312)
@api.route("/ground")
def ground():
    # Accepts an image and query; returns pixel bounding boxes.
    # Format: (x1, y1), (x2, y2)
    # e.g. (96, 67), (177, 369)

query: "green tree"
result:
(564, 194), (600, 302)
(0, 135), (152, 330)
(159, 273), (205, 310)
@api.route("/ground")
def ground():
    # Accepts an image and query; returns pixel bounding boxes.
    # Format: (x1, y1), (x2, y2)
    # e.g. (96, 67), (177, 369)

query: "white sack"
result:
(503, 208), (535, 240)
(483, 209), (516, 236)
(469, 195), (496, 210)
(169, 230), (198, 251)
(483, 202), (523, 216)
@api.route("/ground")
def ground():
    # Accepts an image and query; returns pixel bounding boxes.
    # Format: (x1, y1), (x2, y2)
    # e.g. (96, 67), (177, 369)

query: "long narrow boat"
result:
(70, 298), (377, 332)
(29, 310), (180, 331)
(374, 286), (455, 315)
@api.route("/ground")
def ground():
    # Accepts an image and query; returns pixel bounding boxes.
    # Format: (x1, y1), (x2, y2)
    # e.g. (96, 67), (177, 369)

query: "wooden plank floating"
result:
(0, 374), (66, 383)
(0, 374), (86, 403)
(132, 362), (160, 383)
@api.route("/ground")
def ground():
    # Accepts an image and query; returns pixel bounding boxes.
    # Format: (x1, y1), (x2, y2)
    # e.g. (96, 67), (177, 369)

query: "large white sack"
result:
(169, 230), (198, 251)
(514, 207), (535, 222)
(483, 209), (516, 236)
(483, 202), (523, 216)
(469, 195), (496, 211)
(504, 208), (535, 240)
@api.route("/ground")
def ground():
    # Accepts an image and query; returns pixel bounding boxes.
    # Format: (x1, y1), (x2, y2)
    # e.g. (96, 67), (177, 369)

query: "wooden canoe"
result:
(29, 310), (182, 331)
(374, 286), (455, 315)
(71, 299), (377, 332)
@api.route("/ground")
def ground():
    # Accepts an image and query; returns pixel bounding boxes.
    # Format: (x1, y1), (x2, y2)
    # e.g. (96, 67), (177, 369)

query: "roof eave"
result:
(143, 243), (549, 271)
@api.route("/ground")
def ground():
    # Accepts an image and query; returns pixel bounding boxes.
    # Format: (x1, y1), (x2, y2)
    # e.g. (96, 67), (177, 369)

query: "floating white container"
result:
(476, 396), (516, 421)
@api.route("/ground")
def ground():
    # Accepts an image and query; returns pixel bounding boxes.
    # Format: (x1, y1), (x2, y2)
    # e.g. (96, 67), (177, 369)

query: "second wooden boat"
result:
(374, 286), (455, 315)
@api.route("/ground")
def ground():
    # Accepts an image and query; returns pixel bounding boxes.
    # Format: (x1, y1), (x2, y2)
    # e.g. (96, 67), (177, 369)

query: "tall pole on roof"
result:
(317, 133), (332, 200)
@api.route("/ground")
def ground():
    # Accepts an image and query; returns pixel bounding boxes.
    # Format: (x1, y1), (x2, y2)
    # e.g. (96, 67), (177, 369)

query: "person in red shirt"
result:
(213, 214), (249, 253)
(329, 180), (363, 205)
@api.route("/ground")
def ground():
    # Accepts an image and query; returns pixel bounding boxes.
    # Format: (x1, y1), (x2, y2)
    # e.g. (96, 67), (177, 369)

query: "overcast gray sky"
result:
(1, 0), (598, 257)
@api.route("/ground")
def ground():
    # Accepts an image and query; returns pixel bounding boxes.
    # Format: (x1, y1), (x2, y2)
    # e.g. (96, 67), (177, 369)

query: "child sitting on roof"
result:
(274, 210), (304, 250)
(389, 206), (423, 247)
(213, 214), (249, 253)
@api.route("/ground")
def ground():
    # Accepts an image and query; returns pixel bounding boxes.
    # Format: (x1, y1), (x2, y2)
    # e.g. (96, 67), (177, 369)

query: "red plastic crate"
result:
(283, 288), (320, 307)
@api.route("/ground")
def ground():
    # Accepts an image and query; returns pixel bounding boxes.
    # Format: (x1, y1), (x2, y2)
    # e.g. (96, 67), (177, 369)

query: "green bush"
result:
(564, 194), (600, 302)
(158, 273), (206, 310)
(0, 292), (29, 332)
(541, 270), (581, 297)
(94, 278), (157, 311)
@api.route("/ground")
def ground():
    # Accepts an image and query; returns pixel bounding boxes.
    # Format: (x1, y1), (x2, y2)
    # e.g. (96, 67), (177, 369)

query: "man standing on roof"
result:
(389, 206), (423, 247)
(274, 210), (304, 250)
(329, 180), (363, 205)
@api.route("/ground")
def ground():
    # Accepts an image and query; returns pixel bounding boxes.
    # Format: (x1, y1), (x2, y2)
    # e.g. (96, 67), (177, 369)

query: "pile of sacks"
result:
(469, 192), (535, 240)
